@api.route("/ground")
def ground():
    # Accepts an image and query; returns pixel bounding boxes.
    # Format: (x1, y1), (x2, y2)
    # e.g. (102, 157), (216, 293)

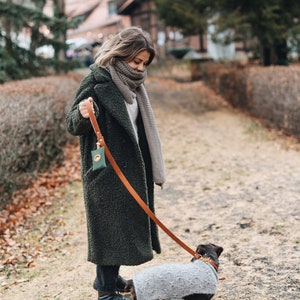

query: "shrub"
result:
(0, 73), (82, 208)
(248, 66), (300, 135)
(201, 62), (300, 136)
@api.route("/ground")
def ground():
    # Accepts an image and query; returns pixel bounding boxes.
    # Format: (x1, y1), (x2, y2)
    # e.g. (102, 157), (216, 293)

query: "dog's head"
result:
(192, 243), (223, 268)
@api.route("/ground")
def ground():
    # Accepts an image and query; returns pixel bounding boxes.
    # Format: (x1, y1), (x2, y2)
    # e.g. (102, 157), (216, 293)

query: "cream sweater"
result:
(132, 259), (218, 300)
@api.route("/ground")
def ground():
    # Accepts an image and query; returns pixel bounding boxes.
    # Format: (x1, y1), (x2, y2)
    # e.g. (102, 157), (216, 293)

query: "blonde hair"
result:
(94, 27), (155, 67)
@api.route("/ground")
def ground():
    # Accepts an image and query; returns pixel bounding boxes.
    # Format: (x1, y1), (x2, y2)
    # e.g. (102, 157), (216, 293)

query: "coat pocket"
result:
(83, 166), (106, 186)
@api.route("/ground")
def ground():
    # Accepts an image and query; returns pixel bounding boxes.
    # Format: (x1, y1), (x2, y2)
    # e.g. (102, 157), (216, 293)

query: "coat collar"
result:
(90, 64), (137, 144)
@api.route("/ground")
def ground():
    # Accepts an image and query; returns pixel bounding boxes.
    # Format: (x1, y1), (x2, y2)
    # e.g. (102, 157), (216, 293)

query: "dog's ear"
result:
(216, 246), (223, 257)
(195, 244), (206, 256)
(210, 244), (223, 257)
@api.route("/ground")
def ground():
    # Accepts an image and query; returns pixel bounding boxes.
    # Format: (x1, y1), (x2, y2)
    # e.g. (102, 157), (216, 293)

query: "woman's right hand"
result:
(79, 97), (94, 118)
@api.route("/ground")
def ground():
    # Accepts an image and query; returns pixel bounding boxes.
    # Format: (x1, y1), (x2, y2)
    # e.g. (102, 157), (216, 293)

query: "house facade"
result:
(116, 0), (203, 59)
(66, 0), (130, 44)
(116, 0), (248, 60)
(64, 0), (244, 60)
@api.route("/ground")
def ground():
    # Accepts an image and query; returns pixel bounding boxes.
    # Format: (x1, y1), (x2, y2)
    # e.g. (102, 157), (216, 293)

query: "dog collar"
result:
(195, 255), (219, 272)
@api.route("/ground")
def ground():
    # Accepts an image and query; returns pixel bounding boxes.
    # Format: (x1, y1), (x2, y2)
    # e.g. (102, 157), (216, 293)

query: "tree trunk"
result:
(3, 0), (13, 56)
(262, 46), (272, 66)
(274, 39), (289, 66)
(4, 19), (13, 56)
(53, 0), (66, 73)
(29, 1), (46, 72)
(199, 32), (205, 53)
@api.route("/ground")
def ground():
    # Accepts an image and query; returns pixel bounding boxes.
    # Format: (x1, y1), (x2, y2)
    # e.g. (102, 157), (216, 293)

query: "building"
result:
(66, 0), (130, 44)
(116, 0), (207, 59)
(62, 0), (245, 60)
(116, 0), (250, 60)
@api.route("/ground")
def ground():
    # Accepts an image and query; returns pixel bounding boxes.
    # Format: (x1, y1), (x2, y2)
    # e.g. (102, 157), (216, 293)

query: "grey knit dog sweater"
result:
(132, 259), (218, 300)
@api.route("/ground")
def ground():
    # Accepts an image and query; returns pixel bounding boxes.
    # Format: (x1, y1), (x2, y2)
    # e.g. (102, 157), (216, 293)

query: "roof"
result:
(67, 0), (100, 18)
(117, 0), (137, 15)
(69, 0), (123, 34)
(44, 0), (100, 17)
(45, 0), (129, 40)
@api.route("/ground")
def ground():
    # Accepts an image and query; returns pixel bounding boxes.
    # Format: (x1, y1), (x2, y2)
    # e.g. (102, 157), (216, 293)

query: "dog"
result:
(125, 243), (223, 300)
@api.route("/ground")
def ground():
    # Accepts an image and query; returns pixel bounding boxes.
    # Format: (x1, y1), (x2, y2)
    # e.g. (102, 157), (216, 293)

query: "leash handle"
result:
(85, 99), (104, 147)
(84, 100), (200, 260)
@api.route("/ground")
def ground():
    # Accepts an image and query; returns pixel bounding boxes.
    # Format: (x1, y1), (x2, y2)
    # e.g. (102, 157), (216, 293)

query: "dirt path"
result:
(1, 78), (299, 299)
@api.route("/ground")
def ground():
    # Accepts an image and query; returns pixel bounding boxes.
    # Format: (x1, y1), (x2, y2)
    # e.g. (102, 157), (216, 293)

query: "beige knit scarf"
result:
(107, 60), (166, 185)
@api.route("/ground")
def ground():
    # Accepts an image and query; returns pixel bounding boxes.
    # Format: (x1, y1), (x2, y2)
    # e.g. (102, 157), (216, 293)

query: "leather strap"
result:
(85, 99), (105, 148)
(84, 100), (207, 262)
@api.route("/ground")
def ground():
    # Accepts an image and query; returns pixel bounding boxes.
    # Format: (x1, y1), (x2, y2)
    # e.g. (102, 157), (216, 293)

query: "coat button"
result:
(121, 161), (128, 168)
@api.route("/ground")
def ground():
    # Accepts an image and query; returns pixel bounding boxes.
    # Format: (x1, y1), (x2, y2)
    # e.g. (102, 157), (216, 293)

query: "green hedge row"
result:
(0, 73), (82, 209)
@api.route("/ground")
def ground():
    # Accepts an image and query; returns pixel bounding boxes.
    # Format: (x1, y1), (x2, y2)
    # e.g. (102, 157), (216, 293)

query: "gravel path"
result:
(1, 77), (299, 299)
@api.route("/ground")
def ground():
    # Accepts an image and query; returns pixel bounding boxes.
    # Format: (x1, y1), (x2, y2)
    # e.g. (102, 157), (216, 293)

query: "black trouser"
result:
(94, 265), (127, 293)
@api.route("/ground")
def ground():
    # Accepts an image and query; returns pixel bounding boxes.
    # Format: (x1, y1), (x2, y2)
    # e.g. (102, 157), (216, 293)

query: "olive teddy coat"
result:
(66, 64), (161, 266)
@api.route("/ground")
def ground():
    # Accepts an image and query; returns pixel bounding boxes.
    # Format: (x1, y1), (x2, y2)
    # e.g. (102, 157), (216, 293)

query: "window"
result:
(108, 0), (117, 16)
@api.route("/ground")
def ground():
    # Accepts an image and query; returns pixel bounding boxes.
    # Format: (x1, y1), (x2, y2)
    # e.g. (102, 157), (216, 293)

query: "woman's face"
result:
(127, 50), (150, 72)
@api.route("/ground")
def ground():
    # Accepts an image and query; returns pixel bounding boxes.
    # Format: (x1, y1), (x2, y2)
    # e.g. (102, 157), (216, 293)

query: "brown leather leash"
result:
(84, 100), (217, 265)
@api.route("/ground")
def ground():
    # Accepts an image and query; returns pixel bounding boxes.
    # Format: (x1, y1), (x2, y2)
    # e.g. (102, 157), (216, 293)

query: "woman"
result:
(66, 27), (166, 300)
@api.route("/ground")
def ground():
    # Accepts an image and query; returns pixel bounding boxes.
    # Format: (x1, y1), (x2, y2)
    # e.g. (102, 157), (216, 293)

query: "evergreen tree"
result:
(154, 0), (300, 65)
(154, 0), (214, 53)
(214, 0), (300, 65)
(0, 0), (77, 82)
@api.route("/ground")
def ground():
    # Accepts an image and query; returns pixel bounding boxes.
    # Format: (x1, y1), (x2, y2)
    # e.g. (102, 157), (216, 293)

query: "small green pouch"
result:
(91, 146), (106, 171)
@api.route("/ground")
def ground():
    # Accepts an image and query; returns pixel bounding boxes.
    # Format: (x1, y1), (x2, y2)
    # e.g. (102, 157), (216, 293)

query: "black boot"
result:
(95, 266), (131, 300)
(116, 275), (131, 293)
(98, 291), (131, 300)
(94, 275), (131, 293)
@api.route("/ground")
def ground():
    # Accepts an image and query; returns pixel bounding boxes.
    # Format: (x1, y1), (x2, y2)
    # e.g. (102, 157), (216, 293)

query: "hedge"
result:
(0, 73), (82, 209)
(200, 62), (300, 136)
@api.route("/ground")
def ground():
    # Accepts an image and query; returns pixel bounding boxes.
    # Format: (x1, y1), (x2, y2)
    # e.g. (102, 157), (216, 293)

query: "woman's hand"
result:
(79, 97), (94, 118)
